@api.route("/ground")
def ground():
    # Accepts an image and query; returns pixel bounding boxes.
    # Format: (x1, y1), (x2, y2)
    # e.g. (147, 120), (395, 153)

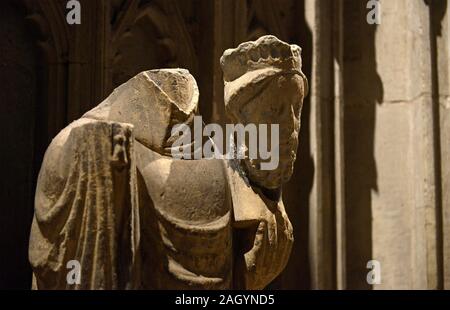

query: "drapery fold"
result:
(29, 119), (139, 289)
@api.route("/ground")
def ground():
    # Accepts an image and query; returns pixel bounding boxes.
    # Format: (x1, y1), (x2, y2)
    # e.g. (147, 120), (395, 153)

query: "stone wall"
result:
(305, 0), (450, 290)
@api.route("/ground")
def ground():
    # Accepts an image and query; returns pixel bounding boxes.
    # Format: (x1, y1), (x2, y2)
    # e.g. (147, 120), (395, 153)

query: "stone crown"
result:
(220, 35), (302, 83)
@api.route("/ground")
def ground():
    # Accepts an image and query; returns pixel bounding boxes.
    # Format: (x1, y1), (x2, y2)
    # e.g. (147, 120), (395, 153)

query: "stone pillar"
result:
(431, 0), (450, 290)
(304, 0), (340, 290)
(307, 0), (447, 290)
(344, 0), (446, 289)
(66, 0), (111, 121)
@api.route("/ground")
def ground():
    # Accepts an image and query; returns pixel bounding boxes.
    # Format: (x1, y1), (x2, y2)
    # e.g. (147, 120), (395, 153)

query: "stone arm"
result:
(226, 162), (293, 290)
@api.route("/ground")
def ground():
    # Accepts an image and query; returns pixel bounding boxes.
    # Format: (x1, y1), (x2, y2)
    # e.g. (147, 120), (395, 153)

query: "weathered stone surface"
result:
(29, 35), (307, 290)
(221, 35), (308, 190)
(84, 68), (199, 155)
(29, 119), (139, 289)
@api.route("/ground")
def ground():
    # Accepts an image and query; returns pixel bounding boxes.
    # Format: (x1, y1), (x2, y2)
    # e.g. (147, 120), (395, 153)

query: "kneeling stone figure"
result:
(29, 35), (308, 289)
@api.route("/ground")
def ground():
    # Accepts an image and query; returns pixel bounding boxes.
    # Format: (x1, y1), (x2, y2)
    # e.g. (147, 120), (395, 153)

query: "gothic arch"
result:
(111, 0), (198, 86)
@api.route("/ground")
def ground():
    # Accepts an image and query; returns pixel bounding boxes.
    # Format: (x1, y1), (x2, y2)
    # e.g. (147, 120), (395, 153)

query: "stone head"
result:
(221, 35), (308, 189)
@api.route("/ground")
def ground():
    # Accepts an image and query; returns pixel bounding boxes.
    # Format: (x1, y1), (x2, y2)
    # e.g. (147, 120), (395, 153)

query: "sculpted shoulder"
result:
(135, 141), (231, 224)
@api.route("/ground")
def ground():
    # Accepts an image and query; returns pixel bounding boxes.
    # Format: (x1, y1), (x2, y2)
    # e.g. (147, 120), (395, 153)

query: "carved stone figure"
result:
(29, 35), (308, 290)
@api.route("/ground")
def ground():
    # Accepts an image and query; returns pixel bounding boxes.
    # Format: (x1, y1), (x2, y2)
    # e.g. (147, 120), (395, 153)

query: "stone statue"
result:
(29, 35), (308, 290)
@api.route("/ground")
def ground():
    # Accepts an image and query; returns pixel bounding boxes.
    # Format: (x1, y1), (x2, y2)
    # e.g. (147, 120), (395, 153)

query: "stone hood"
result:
(83, 69), (199, 155)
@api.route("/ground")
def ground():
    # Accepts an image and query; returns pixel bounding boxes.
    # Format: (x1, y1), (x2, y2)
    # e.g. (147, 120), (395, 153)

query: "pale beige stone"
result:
(29, 118), (139, 289)
(221, 35), (308, 190)
(29, 35), (307, 290)
(84, 68), (199, 155)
